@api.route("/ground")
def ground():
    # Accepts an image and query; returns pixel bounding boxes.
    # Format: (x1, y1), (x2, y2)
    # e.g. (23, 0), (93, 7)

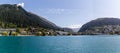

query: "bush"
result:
(16, 28), (20, 33)
(11, 32), (18, 36)
(35, 32), (43, 36)
(2, 31), (8, 36)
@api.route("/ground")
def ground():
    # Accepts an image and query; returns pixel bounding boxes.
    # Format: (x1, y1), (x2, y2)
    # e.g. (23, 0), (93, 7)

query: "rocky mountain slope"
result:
(79, 18), (120, 34)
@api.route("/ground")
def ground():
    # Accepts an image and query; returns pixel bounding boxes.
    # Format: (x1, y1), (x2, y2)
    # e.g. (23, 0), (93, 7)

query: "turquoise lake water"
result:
(0, 35), (120, 53)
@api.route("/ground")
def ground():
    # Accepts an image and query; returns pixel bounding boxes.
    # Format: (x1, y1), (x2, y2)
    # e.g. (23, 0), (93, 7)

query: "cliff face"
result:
(0, 4), (61, 30)
(78, 18), (120, 34)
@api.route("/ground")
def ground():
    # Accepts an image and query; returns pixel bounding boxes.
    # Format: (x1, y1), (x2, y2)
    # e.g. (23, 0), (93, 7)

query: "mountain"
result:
(62, 28), (73, 32)
(0, 4), (61, 30)
(78, 18), (120, 32)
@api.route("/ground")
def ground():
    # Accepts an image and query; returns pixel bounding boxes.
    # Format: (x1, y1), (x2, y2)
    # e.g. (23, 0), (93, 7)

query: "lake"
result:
(0, 35), (120, 53)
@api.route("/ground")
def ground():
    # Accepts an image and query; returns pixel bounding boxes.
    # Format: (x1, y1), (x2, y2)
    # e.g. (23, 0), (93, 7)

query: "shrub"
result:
(2, 31), (8, 36)
(35, 32), (43, 36)
(16, 28), (20, 33)
(11, 32), (18, 36)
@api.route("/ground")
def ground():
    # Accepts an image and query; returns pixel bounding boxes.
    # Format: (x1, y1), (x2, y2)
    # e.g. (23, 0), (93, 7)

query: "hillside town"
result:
(0, 27), (77, 36)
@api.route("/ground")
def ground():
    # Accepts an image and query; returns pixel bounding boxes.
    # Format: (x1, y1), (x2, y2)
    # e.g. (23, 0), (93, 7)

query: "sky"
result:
(0, 0), (120, 28)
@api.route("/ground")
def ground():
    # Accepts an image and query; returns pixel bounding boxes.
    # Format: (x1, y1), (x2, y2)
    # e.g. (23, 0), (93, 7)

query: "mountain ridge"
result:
(78, 18), (120, 32)
(0, 4), (62, 30)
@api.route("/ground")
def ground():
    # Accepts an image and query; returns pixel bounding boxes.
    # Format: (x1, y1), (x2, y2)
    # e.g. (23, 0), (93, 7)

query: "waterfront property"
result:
(0, 28), (16, 33)
(0, 28), (16, 36)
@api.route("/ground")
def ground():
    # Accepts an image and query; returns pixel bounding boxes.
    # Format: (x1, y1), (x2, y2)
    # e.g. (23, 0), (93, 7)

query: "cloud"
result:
(17, 2), (24, 7)
(38, 8), (80, 15)
(46, 8), (65, 14)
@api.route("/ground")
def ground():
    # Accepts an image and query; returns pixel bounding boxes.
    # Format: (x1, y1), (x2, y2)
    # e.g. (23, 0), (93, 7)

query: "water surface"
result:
(0, 35), (120, 53)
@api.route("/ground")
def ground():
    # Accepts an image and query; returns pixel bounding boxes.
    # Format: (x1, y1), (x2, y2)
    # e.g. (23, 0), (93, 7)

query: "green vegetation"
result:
(0, 4), (74, 36)
(35, 32), (42, 36)
(0, 4), (61, 30)
(2, 31), (8, 36)
(11, 32), (18, 36)
(16, 28), (20, 33)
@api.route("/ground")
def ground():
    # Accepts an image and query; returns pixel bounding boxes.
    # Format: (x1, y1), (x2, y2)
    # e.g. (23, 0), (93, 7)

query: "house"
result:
(0, 28), (16, 34)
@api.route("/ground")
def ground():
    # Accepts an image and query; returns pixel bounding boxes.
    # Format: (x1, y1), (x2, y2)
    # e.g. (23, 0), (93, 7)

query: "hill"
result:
(0, 4), (61, 30)
(78, 18), (120, 34)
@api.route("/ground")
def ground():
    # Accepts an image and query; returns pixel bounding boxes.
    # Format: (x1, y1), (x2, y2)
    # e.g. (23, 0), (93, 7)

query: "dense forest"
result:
(0, 4), (61, 30)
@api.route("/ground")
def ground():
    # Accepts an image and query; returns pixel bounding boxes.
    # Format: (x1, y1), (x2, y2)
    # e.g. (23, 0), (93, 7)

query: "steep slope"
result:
(0, 4), (61, 30)
(79, 18), (120, 32)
